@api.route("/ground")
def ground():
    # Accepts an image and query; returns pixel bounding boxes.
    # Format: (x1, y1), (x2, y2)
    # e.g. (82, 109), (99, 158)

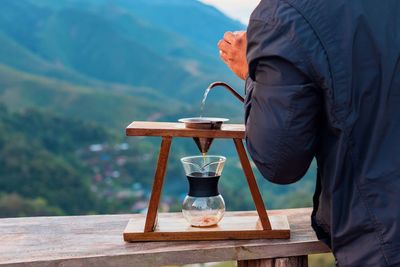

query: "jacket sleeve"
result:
(245, 19), (321, 185)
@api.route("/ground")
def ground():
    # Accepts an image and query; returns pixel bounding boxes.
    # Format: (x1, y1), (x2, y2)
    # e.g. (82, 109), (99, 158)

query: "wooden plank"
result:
(126, 121), (245, 139)
(234, 139), (271, 230)
(124, 212), (289, 241)
(0, 208), (330, 267)
(144, 137), (172, 232)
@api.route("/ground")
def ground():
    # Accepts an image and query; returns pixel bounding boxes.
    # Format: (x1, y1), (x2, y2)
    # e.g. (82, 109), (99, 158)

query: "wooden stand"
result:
(124, 121), (290, 241)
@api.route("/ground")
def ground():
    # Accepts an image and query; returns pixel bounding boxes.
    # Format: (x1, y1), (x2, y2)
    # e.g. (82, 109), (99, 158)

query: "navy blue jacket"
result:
(245, 0), (400, 266)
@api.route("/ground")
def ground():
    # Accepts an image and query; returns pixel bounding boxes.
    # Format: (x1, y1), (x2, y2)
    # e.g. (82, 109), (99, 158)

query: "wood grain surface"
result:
(126, 121), (245, 139)
(124, 212), (289, 241)
(238, 258), (274, 267)
(238, 256), (308, 267)
(234, 138), (271, 230)
(0, 208), (330, 267)
(144, 137), (171, 232)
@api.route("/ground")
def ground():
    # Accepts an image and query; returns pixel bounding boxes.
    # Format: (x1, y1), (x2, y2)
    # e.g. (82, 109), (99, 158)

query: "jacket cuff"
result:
(244, 76), (254, 126)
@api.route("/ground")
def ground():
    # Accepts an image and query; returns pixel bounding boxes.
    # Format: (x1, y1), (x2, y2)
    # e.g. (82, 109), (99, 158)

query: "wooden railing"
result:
(0, 208), (330, 267)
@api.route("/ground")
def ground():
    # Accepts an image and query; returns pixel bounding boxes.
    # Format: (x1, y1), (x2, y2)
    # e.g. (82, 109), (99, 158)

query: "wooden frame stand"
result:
(123, 121), (290, 242)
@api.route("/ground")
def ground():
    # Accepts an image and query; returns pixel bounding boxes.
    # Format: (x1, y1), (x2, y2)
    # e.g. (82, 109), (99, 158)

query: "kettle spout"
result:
(207, 81), (244, 103)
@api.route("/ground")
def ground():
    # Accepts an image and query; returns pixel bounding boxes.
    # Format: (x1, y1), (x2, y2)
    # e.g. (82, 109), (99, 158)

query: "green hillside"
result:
(0, 0), (316, 219)
(0, 31), (99, 86)
(0, 0), (243, 102)
(0, 104), (113, 216)
(0, 64), (186, 128)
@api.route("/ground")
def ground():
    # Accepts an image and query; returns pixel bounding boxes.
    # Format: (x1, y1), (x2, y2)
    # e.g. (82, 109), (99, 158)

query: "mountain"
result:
(0, 0), (316, 219)
(0, 64), (186, 128)
(0, 0), (245, 103)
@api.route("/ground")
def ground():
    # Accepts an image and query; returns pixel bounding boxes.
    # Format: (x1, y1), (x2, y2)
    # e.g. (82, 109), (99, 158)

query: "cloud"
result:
(200, 0), (261, 24)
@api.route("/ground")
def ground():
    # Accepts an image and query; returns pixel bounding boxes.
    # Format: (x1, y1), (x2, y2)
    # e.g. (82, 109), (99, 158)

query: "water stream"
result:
(199, 86), (211, 118)
(200, 86), (212, 160)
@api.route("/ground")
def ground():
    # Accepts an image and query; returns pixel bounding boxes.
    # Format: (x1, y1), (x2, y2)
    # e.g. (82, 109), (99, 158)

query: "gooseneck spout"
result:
(207, 82), (244, 103)
(185, 81), (243, 154)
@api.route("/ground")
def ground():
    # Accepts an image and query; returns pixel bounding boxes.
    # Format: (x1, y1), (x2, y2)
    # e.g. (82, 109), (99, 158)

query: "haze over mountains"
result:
(0, 0), (315, 219)
(0, 0), (245, 128)
(0, 3), (328, 264)
(0, 0), (256, 216)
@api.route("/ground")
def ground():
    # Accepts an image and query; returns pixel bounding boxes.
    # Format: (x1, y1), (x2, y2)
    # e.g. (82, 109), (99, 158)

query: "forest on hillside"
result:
(0, 0), (316, 218)
(0, 1), (334, 265)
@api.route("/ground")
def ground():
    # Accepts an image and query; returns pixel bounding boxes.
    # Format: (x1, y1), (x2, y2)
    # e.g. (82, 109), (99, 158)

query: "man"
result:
(218, 0), (400, 266)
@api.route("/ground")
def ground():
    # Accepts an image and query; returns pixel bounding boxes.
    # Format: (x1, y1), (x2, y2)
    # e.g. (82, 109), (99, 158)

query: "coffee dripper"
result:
(179, 81), (244, 154)
(178, 81), (243, 227)
(123, 82), (290, 241)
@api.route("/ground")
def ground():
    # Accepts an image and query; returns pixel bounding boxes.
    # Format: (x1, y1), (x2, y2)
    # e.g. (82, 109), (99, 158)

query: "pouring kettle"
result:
(206, 81), (244, 103)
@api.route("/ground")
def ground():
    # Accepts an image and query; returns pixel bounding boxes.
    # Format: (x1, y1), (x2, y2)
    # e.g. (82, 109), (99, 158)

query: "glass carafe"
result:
(180, 155), (226, 227)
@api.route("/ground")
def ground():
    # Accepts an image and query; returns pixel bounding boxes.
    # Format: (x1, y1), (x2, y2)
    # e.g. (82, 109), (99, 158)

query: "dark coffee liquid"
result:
(186, 172), (220, 197)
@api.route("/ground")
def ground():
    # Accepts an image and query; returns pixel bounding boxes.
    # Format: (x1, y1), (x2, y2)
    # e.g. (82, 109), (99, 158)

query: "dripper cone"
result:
(178, 117), (229, 154)
(193, 137), (214, 154)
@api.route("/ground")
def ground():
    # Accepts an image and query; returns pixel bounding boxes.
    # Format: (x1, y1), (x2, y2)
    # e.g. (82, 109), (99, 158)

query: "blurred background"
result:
(0, 0), (333, 266)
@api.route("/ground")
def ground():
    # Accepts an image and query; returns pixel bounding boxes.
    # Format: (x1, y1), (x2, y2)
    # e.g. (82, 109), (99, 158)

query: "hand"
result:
(218, 31), (248, 80)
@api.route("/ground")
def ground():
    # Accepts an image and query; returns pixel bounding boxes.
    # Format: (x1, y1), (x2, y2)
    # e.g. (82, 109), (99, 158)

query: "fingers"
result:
(233, 30), (246, 36)
(219, 46), (234, 60)
(223, 31), (235, 44)
(219, 31), (247, 64)
(219, 50), (230, 63)
(235, 31), (247, 45)
(217, 39), (231, 53)
(219, 31), (248, 80)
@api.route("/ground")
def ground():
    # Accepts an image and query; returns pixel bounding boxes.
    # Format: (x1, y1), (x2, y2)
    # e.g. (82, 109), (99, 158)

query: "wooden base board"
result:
(123, 211), (290, 242)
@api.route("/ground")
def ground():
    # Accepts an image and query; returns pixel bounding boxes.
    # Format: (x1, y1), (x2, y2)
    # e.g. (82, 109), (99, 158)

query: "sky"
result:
(200, 0), (261, 24)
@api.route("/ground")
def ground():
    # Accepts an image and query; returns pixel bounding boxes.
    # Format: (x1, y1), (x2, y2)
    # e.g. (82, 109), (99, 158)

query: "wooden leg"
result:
(238, 258), (274, 267)
(144, 136), (172, 232)
(234, 138), (272, 230)
(274, 256), (308, 267)
(238, 256), (308, 267)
